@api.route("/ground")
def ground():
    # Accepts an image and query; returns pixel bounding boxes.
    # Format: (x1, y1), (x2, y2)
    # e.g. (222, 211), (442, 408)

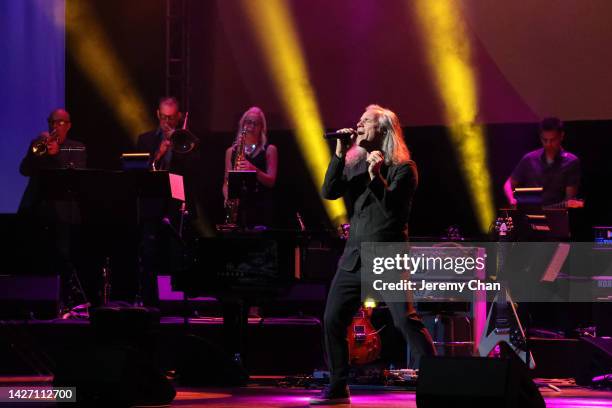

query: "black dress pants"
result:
(323, 263), (436, 390)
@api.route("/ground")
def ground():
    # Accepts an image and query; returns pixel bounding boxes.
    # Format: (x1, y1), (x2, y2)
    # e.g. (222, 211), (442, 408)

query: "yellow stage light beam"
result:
(60, 0), (153, 142)
(239, 0), (347, 226)
(193, 203), (216, 237)
(412, 0), (494, 232)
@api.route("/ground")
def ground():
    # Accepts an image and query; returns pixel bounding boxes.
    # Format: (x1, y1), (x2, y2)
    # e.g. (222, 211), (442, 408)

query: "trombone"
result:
(170, 112), (199, 154)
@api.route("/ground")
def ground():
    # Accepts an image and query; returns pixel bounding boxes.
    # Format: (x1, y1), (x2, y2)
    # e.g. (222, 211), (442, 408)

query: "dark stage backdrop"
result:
(201, 0), (612, 130)
(61, 0), (611, 237)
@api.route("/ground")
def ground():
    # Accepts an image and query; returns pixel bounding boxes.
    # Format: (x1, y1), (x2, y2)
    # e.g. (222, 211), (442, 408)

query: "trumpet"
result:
(31, 129), (58, 156)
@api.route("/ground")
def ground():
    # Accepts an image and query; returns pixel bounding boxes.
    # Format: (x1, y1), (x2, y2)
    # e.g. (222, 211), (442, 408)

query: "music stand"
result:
(121, 153), (150, 171)
(39, 169), (176, 306)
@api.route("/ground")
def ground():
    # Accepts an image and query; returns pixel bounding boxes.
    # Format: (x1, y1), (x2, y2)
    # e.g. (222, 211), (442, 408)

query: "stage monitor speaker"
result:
(416, 354), (544, 408)
(576, 336), (612, 386)
(53, 344), (175, 407)
(53, 305), (174, 407)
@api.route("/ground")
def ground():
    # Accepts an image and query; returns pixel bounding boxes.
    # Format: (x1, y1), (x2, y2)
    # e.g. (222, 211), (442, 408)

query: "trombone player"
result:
(135, 96), (200, 306)
(136, 96), (199, 172)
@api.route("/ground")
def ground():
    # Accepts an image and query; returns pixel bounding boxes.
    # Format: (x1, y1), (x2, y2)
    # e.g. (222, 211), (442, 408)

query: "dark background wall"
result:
(62, 0), (611, 238)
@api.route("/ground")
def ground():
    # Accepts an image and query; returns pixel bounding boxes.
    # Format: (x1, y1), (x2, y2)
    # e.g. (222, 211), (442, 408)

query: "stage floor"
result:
(1, 377), (611, 407)
(1, 318), (611, 407)
(173, 386), (612, 408)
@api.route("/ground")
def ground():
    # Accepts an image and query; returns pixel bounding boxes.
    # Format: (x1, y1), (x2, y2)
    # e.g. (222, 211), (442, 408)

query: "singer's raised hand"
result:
(335, 128), (355, 159)
(367, 150), (384, 179)
(337, 128), (355, 135)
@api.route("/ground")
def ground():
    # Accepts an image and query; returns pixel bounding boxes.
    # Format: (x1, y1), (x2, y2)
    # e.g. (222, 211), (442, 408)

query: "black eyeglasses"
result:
(159, 114), (178, 121)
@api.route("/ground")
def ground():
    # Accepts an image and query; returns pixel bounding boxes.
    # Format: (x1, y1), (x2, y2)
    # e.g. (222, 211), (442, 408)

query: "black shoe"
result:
(309, 385), (350, 405)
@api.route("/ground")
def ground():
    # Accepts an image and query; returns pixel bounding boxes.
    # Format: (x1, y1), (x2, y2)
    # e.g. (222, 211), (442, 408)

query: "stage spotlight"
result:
(239, 0), (347, 226)
(63, 0), (153, 143)
(413, 0), (495, 232)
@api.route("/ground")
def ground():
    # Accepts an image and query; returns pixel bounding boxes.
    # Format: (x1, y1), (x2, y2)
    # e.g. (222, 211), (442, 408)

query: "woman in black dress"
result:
(223, 106), (278, 228)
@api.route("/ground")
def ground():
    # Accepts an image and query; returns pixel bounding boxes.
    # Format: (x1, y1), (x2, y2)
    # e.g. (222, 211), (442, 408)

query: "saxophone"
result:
(224, 129), (247, 225)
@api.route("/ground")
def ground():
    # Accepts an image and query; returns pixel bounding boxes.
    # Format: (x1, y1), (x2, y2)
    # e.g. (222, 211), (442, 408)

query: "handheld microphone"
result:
(323, 129), (356, 140)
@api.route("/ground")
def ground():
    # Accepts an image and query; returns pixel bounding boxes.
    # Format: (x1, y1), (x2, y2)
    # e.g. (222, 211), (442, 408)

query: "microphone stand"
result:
(178, 202), (187, 239)
(162, 208), (190, 328)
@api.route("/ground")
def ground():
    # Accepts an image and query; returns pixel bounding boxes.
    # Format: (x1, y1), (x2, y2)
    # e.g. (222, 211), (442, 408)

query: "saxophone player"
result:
(222, 106), (278, 228)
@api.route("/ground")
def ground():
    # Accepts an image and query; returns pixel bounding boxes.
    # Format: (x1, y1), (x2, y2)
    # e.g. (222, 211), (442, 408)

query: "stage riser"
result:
(0, 319), (323, 376)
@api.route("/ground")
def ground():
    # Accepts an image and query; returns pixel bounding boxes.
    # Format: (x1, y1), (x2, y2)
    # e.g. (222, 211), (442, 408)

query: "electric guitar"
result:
(478, 216), (536, 369)
(347, 305), (381, 365)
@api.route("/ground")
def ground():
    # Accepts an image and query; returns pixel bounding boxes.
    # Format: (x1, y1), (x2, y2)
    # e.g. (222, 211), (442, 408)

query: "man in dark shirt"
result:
(504, 117), (580, 207)
(135, 97), (200, 306)
(311, 105), (435, 405)
(19, 108), (86, 215)
(136, 97), (199, 174)
(136, 97), (200, 216)
(18, 108), (87, 313)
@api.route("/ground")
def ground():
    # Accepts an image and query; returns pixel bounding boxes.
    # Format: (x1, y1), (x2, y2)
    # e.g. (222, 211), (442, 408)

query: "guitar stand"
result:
(61, 266), (90, 320)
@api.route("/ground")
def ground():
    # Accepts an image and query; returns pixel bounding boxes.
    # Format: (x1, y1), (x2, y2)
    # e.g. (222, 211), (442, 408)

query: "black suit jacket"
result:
(322, 154), (418, 271)
(136, 129), (200, 175)
(18, 138), (87, 216)
(136, 129), (201, 216)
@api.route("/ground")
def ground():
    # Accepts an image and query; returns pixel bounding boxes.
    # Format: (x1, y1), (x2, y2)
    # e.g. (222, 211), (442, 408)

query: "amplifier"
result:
(594, 226), (612, 247)
(407, 245), (487, 358)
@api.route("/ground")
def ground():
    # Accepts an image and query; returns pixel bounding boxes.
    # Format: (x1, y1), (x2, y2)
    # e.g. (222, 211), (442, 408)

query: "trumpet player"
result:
(19, 108), (86, 178)
(18, 108), (88, 315)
